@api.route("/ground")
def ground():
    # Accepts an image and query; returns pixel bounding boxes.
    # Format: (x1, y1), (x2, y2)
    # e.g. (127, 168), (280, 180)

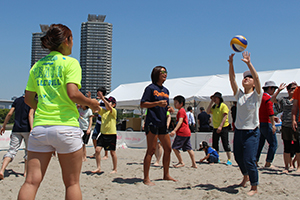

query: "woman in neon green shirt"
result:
(18, 24), (99, 200)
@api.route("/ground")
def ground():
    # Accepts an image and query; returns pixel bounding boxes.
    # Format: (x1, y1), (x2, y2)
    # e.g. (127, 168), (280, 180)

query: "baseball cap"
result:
(199, 141), (208, 150)
(243, 70), (253, 78)
(107, 96), (117, 105)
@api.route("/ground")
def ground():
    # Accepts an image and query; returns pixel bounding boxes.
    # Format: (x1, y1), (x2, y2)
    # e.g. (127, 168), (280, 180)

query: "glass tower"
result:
(80, 14), (113, 97)
(31, 25), (49, 67)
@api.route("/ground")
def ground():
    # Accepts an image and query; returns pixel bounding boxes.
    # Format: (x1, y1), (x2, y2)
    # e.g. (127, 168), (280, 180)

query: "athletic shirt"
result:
(234, 89), (262, 130)
(11, 96), (31, 132)
(78, 107), (93, 130)
(206, 147), (219, 158)
(99, 107), (117, 135)
(259, 92), (274, 123)
(197, 112), (210, 128)
(176, 108), (191, 137)
(26, 51), (81, 127)
(293, 86), (300, 122)
(211, 103), (229, 128)
(141, 83), (169, 128)
(275, 97), (296, 128)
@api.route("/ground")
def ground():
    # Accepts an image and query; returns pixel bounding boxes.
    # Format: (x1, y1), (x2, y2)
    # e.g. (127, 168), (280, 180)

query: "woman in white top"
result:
(228, 51), (262, 196)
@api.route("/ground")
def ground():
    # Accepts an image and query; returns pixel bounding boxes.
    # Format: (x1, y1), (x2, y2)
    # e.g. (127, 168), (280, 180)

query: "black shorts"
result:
(96, 134), (116, 151)
(145, 125), (167, 135)
(82, 130), (91, 144)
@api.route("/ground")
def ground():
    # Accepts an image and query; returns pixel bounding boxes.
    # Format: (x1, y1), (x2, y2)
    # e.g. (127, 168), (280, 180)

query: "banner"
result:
(0, 130), (284, 154)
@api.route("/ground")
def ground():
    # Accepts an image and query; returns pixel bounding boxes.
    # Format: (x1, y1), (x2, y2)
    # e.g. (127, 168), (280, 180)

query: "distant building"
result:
(0, 99), (13, 109)
(80, 14), (113, 97)
(31, 25), (49, 67)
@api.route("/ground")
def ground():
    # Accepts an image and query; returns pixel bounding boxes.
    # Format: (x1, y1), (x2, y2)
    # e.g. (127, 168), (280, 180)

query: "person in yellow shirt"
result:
(18, 24), (99, 200)
(207, 92), (232, 165)
(92, 91), (117, 174)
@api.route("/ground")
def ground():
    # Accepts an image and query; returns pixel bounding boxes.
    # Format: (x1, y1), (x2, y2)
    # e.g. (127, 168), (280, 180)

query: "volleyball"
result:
(230, 35), (248, 52)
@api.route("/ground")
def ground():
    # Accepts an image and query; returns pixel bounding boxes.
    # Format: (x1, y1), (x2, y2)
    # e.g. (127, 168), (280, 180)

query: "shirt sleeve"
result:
(177, 109), (186, 119)
(293, 87), (300, 101)
(88, 109), (93, 117)
(221, 103), (229, 115)
(11, 99), (17, 108)
(111, 108), (117, 119)
(26, 69), (37, 92)
(141, 86), (151, 103)
(266, 99), (274, 116)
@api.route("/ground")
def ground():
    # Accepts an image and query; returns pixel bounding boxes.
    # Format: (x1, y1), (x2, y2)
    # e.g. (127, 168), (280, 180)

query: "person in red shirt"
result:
(170, 95), (197, 168)
(291, 86), (300, 172)
(256, 81), (278, 168)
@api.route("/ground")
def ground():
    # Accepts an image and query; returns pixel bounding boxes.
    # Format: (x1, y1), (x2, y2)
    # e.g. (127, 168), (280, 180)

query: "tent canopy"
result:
(110, 68), (300, 109)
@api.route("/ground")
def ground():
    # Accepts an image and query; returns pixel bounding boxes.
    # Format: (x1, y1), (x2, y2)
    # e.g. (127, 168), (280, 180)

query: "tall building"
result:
(80, 14), (113, 97)
(31, 25), (49, 67)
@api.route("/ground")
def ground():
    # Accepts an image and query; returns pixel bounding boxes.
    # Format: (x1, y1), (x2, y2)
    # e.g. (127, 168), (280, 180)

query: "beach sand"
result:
(0, 147), (299, 200)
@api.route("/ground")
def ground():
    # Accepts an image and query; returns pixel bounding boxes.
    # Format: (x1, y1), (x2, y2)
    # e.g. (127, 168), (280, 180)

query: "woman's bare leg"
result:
(18, 151), (53, 200)
(58, 148), (83, 200)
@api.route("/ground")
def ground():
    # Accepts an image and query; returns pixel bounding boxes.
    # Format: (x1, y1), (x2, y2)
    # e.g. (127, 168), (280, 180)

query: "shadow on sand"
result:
(112, 177), (143, 184)
(176, 183), (240, 194)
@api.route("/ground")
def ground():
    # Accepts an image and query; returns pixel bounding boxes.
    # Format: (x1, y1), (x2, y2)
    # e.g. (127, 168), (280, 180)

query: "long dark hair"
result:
(151, 66), (166, 84)
(41, 24), (72, 51)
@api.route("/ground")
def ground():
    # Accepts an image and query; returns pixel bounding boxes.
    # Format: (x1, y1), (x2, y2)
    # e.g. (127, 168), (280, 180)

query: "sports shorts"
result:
(28, 125), (83, 154)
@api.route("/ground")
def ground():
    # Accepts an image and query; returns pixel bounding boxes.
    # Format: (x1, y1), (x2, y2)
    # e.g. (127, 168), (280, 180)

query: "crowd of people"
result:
(0, 23), (300, 199)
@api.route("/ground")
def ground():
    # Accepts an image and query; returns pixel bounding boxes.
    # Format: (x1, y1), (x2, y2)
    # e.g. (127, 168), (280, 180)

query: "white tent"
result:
(110, 68), (300, 110)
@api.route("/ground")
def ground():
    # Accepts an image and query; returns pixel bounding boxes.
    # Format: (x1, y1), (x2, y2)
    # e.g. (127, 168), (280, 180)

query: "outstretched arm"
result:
(170, 117), (183, 137)
(0, 107), (15, 135)
(98, 91), (113, 112)
(241, 51), (261, 94)
(228, 53), (238, 95)
(270, 83), (286, 103)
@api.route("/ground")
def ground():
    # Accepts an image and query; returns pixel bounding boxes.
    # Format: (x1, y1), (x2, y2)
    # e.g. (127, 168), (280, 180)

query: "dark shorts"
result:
(145, 125), (168, 135)
(96, 134), (116, 151)
(82, 130), (91, 144)
(172, 135), (192, 151)
(92, 123), (101, 140)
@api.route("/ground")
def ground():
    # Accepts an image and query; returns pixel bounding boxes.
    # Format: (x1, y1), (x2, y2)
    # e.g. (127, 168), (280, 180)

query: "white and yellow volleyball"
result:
(230, 35), (248, 52)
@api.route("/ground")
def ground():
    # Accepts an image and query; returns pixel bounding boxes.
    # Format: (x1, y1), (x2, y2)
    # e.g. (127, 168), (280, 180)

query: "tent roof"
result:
(110, 68), (300, 109)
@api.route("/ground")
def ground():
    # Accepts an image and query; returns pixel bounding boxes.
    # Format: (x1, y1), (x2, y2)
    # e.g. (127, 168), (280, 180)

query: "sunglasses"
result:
(289, 87), (296, 91)
(161, 70), (168, 74)
(244, 75), (253, 79)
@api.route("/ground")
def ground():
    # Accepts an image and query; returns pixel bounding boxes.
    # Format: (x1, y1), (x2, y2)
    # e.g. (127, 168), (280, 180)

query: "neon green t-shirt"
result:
(99, 107), (117, 135)
(26, 51), (81, 127)
(211, 103), (229, 128)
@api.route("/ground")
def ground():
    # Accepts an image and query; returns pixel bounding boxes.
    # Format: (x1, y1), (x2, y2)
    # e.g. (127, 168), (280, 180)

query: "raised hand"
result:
(228, 53), (235, 64)
(278, 83), (286, 92)
(241, 51), (251, 64)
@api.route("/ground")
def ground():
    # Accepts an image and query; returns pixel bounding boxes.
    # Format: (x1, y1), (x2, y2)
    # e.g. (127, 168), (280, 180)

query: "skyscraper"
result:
(80, 14), (113, 97)
(31, 25), (49, 67)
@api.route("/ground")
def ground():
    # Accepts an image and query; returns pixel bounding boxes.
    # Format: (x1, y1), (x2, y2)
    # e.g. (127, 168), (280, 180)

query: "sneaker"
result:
(218, 159), (220, 163)
(226, 160), (232, 165)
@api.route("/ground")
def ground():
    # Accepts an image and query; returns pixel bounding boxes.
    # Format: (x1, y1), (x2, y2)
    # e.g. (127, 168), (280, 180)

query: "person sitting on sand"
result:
(170, 95), (197, 168)
(199, 141), (219, 164)
(92, 93), (117, 174)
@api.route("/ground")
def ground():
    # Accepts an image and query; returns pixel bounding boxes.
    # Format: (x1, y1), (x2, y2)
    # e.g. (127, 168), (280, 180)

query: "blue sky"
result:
(1, 0), (300, 99)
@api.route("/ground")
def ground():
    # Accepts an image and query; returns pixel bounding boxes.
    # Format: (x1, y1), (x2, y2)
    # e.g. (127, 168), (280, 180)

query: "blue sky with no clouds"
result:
(1, 0), (300, 99)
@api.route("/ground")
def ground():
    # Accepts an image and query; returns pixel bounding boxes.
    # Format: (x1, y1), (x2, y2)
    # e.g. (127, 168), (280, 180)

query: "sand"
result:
(0, 147), (300, 200)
